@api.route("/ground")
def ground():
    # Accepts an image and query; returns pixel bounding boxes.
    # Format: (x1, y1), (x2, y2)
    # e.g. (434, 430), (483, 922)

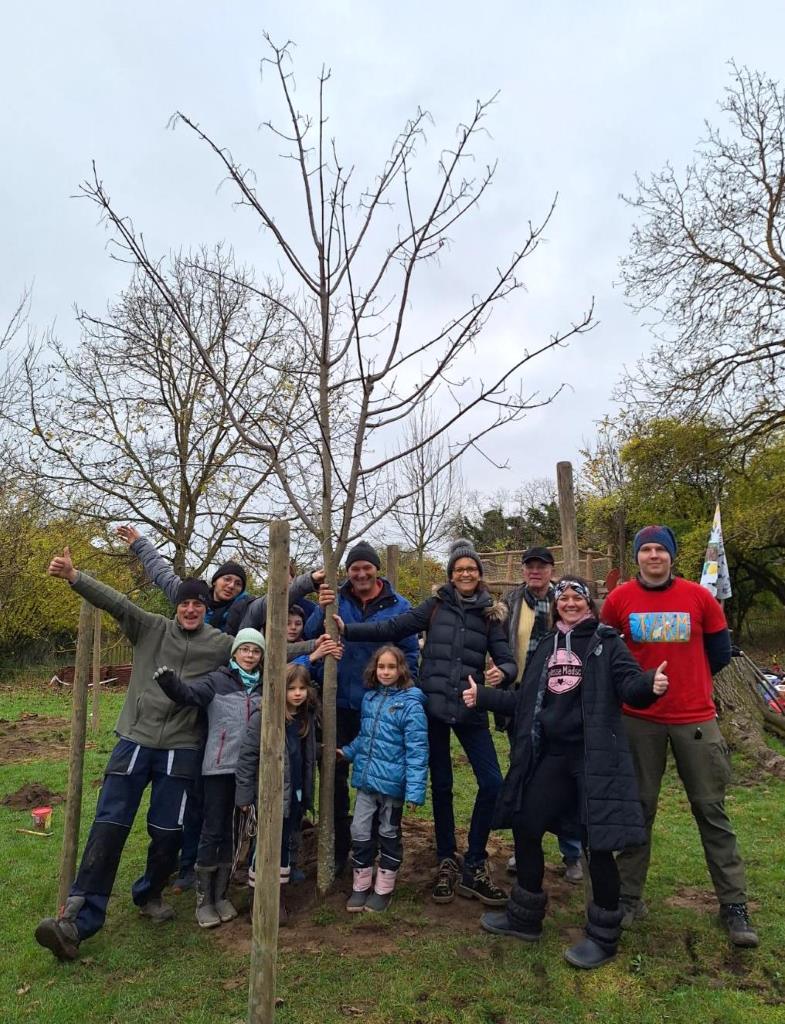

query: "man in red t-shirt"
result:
(601, 525), (758, 948)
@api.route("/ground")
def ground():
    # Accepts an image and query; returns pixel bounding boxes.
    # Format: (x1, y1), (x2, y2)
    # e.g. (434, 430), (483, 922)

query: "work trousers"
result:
(69, 738), (198, 938)
(616, 715), (747, 905)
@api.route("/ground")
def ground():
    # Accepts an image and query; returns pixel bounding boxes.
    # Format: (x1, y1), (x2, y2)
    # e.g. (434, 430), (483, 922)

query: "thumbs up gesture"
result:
(462, 675), (479, 708)
(48, 546), (77, 583)
(485, 658), (504, 687)
(653, 661), (669, 696)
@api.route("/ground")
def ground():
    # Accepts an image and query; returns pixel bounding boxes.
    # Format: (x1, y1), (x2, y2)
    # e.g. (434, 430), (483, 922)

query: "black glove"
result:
(153, 666), (178, 690)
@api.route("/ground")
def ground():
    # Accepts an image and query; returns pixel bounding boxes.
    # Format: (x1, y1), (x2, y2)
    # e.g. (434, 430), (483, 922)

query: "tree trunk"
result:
(714, 655), (785, 778)
(248, 520), (289, 1024)
(316, 547), (338, 897)
(386, 544), (400, 592)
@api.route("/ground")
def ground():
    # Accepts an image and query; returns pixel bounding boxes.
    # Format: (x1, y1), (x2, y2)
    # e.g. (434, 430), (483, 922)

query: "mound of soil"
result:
(1, 781), (65, 810)
(213, 818), (583, 957)
(0, 713), (71, 763)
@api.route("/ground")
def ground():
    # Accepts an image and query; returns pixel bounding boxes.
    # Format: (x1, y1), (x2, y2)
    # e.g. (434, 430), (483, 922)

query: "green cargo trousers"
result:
(616, 715), (747, 905)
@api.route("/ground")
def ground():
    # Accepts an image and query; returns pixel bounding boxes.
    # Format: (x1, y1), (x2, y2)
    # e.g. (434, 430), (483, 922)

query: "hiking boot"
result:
(432, 856), (460, 904)
(346, 867), (373, 913)
(720, 903), (759, 948)
(170, 867), (196, 894)
(365, 868), (397, 913)
(138, 897), (175, 923)
(506, 854), (517, 876)
(480, 909), (542, 942)
(457, 861), (508, 906)
(34, 896), (84, 961)
(195, 867), (221, 929)
(564, 859), (583, 884)
(619, 896), (648, 929)
(214, 864), (238, 923)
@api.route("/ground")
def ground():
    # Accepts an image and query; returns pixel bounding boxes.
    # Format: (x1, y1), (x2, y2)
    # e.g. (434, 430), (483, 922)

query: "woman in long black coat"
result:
(463, 575), (669, 969)
(335, 539), (517, 907)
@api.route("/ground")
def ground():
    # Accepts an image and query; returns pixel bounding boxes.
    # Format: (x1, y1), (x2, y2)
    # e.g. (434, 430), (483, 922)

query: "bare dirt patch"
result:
(213, 818), (583, 957)
(0, 713), (71, 763)
(1, 781), (65, 810)
(665, 885), (760, 916)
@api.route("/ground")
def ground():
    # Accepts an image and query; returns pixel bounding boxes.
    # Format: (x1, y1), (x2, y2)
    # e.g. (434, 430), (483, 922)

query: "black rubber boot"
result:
(564, 901), (623, 969)
(481, 885), (547, 941)
(195, 866), (221, 929)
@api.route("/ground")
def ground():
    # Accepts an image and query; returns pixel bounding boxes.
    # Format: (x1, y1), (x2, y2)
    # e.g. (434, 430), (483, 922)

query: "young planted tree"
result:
(78, 38), (594, 893)
(20, 247), (292, 575)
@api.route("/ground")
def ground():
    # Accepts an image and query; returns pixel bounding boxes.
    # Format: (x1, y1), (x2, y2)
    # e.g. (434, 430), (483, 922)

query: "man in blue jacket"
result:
(304, 540), (419, 870)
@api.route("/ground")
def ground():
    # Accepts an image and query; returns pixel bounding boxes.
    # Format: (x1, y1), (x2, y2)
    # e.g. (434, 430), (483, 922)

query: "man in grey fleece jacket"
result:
(34, 547), (313, 961)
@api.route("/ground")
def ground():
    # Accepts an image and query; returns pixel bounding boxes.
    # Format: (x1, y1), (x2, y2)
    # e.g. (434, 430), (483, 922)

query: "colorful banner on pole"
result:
(699, 503), (732, 600)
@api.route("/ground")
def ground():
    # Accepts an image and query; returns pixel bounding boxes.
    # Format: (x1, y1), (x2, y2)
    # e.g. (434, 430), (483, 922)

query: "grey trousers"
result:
(616, 715), (748, 905)
(350, 789), (404, 871)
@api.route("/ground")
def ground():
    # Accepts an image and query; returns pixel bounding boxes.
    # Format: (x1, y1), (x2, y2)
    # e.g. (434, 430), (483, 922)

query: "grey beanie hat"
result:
(447, 538), (483, 577)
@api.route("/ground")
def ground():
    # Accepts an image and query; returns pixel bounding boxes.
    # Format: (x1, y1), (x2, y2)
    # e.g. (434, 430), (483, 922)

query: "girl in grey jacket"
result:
(154, 627), (267, 929)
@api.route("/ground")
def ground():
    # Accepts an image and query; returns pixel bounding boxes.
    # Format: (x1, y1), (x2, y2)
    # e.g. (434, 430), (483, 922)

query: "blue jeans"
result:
(69, 739), (199, 939)
(428, 718), (502, 869)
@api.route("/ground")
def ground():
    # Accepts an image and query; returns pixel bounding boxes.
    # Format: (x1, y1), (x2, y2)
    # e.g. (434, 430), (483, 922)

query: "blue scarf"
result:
(230, 659), (260, 693)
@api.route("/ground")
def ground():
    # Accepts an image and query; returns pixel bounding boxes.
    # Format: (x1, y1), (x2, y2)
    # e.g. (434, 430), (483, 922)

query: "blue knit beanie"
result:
(633, 525), (678, 561)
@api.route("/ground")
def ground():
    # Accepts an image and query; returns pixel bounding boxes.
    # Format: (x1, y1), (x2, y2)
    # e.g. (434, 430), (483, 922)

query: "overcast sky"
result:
(4, 1), (785, 502)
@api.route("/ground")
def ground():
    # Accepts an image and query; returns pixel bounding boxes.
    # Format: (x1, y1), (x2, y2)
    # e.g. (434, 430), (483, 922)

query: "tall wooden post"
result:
(248, 520), (289, 1024)
(386, 544), (400, 591)
(90, 608), (102, 734)
(57, 597), (94, 909)
(556, 461), (580, 575)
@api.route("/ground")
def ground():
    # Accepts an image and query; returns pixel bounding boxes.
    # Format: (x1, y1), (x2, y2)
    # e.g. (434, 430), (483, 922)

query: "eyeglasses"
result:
(452, 568), (480, 576)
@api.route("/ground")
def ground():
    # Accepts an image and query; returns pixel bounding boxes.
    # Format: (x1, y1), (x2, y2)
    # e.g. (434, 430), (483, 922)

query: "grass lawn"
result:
(2, 677), (785, 1024)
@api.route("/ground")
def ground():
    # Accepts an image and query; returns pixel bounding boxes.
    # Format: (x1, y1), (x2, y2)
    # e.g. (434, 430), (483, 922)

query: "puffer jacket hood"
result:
(342, 686), (429, 804)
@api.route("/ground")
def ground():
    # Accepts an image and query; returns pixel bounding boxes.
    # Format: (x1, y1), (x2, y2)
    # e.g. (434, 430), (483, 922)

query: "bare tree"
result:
(384, 406), (462, 597)
(619, 63), (785, 444)
(19, 247), (296, 575)
(77, 38), (595, 892)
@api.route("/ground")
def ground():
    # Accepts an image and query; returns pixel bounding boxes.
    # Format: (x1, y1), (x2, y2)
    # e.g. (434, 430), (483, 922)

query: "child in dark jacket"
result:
(340, 645), (429, 913)
(153, 627), (266, 929)
(235, 662), (319, 925)
(463, 577), (669, 970)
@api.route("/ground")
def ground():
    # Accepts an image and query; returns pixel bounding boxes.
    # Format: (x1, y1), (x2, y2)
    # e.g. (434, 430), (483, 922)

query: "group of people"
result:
(34, 523), (759, 972)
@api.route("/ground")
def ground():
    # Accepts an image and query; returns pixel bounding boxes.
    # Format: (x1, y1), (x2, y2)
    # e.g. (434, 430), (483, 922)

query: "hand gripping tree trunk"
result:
(76, 36), (594, 896)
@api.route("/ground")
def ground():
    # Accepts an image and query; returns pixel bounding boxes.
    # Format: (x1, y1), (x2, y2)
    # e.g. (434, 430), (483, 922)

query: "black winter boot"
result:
(481, 885), (547, 941)
(564, 901), (623, 969)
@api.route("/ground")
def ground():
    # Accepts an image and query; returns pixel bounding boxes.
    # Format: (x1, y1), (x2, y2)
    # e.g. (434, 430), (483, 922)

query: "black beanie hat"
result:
(447, 538), (483, 576)
(175, 578), (211, 607)
(211, 561), (247, 590)
(345, 541), (381, 570)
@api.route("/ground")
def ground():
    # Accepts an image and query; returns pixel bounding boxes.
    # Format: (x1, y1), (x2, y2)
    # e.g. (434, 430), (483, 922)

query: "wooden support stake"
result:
(386, 544), (400, 591)
(556, 461), (580, 576)
(57, 597), (94, 909)
(248, 520), (289, 1024)
(90, 608), (102, 734)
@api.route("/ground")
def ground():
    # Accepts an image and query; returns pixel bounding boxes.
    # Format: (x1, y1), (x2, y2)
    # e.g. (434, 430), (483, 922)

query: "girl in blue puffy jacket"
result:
(339, 645), (429, 913)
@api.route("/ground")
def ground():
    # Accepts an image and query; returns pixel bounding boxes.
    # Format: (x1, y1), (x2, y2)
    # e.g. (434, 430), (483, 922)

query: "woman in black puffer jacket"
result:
(336, 539), (517, 908)
(463, 576), (669, 970)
